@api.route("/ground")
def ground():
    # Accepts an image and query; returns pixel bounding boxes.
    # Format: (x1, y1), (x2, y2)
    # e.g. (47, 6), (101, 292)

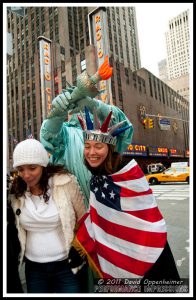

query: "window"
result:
(61, 61), (65, 72)
(60, 46), (65, 55)
(62, 75), (66, 88)
(81, 59), (86, 71)
(149, 76), (153, 97)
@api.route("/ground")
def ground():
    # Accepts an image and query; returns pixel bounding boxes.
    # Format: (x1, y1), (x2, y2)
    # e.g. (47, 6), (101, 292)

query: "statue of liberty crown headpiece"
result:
(77, 107), (131, 146)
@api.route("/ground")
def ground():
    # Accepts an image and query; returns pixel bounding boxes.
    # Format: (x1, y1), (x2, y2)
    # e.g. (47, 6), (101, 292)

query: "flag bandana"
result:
(74, 159), (167, 278)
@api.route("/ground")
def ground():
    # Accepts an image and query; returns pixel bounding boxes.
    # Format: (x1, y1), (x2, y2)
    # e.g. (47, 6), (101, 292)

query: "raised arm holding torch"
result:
(47, 56), (113, 119)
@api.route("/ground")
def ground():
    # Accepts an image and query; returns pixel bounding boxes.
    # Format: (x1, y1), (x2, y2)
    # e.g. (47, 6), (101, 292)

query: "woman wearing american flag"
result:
(72, 106), (180, 286)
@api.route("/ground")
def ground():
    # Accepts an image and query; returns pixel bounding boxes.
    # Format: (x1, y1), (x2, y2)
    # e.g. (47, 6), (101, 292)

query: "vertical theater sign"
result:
(38, 36), (53, 120)
(88, 7), (112, 104)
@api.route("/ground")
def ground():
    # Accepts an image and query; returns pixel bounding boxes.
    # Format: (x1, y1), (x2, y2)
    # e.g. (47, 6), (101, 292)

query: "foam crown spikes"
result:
(77, 107), (131, 146)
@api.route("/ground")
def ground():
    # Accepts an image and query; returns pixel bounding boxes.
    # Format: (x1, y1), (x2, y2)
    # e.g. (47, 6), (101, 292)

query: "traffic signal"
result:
(149, 118), (154, 128)
(142, 118), (154, 129)
(142, 118), (148, 129)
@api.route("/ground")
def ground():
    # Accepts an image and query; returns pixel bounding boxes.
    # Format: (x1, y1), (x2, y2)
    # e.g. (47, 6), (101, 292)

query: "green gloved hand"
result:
(68, 96), (99, 115)
(44, 87), (76, 133)
(49, 91), (71, 118)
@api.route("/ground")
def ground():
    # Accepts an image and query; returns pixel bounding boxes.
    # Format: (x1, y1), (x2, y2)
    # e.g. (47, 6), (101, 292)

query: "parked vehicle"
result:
(171, 162), (188, 168)
(146, 166), (190, 185)
(147, 163), (166, 174)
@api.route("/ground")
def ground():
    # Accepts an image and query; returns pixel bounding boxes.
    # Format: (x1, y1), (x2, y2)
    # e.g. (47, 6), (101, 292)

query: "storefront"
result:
(123, 144), (189, 173)
(123, 143), (149, 173)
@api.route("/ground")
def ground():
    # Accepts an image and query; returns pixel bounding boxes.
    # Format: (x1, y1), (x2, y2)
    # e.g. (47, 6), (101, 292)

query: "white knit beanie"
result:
(13, 139), (49, 168)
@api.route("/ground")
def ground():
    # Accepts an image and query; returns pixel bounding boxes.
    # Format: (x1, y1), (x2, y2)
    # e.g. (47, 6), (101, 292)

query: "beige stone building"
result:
(166, 74), (189, 101)
(159, 10), (190, 101)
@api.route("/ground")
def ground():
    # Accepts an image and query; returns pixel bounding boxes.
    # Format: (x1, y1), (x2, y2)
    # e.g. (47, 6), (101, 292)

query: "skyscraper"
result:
(164, 10), (190, 100)
(165, 9), (189, 79)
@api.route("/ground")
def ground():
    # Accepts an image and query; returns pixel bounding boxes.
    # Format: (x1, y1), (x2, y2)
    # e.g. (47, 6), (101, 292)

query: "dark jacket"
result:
(7, 200), (23, 293)
(140, 241), (180, 292)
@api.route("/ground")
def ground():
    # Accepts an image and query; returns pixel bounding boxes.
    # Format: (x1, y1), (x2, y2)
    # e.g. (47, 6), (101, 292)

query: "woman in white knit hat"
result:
(10, 139), (87, 293)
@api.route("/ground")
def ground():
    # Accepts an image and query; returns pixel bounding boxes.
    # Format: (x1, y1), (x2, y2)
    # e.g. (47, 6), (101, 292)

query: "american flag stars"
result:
(109, 190), (115, 199)
(90, 174), (121, 209)
(103, 182), (109, 188)
(94, 187), (98, 193)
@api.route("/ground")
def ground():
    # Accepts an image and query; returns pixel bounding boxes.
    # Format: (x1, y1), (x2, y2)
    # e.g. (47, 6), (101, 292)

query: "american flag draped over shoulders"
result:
(73, 159), (167, 278)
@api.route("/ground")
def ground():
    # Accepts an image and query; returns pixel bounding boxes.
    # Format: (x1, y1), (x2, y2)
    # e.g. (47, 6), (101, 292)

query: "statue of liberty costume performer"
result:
(72, 107), (180, 288)
(40, 57), (133, 208)
(40, 57), (180, 291)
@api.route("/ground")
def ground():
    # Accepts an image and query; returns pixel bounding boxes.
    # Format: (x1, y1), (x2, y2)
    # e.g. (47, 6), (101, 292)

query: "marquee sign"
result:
(123, 144), (148, 156)
(169, 148), (184, 157)
(148, 146), (168, 157)
(88, 7), (112, 104)
(38, 36), (53, 120)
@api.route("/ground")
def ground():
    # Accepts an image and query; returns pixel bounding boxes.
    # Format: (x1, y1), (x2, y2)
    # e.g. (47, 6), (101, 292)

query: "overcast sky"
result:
(134, 3), (193, 76)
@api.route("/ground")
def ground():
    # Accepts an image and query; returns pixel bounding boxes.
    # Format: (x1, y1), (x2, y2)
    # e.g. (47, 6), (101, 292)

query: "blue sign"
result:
(159, 119), (170, 125)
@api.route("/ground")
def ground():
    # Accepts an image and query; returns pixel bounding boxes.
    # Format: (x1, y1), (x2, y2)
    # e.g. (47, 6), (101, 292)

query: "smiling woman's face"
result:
(84, 141), (109, 168)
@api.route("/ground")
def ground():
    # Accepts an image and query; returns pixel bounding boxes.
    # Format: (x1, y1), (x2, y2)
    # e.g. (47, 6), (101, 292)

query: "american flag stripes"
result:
(74, 159), (167, 278)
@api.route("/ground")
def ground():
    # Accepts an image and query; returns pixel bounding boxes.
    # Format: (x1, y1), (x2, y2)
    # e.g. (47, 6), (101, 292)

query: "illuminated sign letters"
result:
(89, 8), (111, 104)
(94, 13), (108, 102)
(169, 148), (184, 157)
(123, 144), (147, 156)
(38, 36), (53, 119)
(148, 146), (168, 157)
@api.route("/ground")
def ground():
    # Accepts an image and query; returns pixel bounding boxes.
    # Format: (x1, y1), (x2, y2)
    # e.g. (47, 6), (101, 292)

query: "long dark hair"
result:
(84, 144), (122, 176)
(10, 164), (69, 203)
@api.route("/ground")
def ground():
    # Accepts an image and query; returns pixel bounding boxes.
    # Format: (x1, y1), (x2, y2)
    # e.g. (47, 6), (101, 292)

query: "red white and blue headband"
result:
(77, 107), (131, 146)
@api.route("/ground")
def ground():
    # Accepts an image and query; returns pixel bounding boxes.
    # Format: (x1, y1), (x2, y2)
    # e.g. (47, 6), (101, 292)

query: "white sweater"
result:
(11, 173), (86, 269)
(20, 194), (68, 262)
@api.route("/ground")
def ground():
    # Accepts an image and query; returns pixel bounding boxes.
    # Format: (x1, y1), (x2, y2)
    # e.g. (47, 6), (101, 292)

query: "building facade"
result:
(165, 9), (190, 100)
(64, 46), (190, 172)
(166, 74), (189, 101)
(124, 67), (189, 171)
(158, 59), (169, 82)
(7, 6), (141, 170)
(166, 10), (190, 80)
(7, 6), (189, 172)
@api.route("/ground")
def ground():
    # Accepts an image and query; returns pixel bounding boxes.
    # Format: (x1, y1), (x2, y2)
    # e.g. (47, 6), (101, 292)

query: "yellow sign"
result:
(127, 144), (146, 152)
(43, 42), (52, 111)
(38, 36), (53, 119)
(94, 13), (107, 102)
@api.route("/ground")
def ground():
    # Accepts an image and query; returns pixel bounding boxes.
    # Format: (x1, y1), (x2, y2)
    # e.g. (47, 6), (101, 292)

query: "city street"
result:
(151, 182), (190, 279)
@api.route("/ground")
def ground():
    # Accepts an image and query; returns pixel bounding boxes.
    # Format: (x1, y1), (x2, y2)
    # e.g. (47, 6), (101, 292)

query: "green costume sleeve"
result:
(40, 90), (133, 207)
(40, 121), (91, 209)
(40, 117), (67, 160)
